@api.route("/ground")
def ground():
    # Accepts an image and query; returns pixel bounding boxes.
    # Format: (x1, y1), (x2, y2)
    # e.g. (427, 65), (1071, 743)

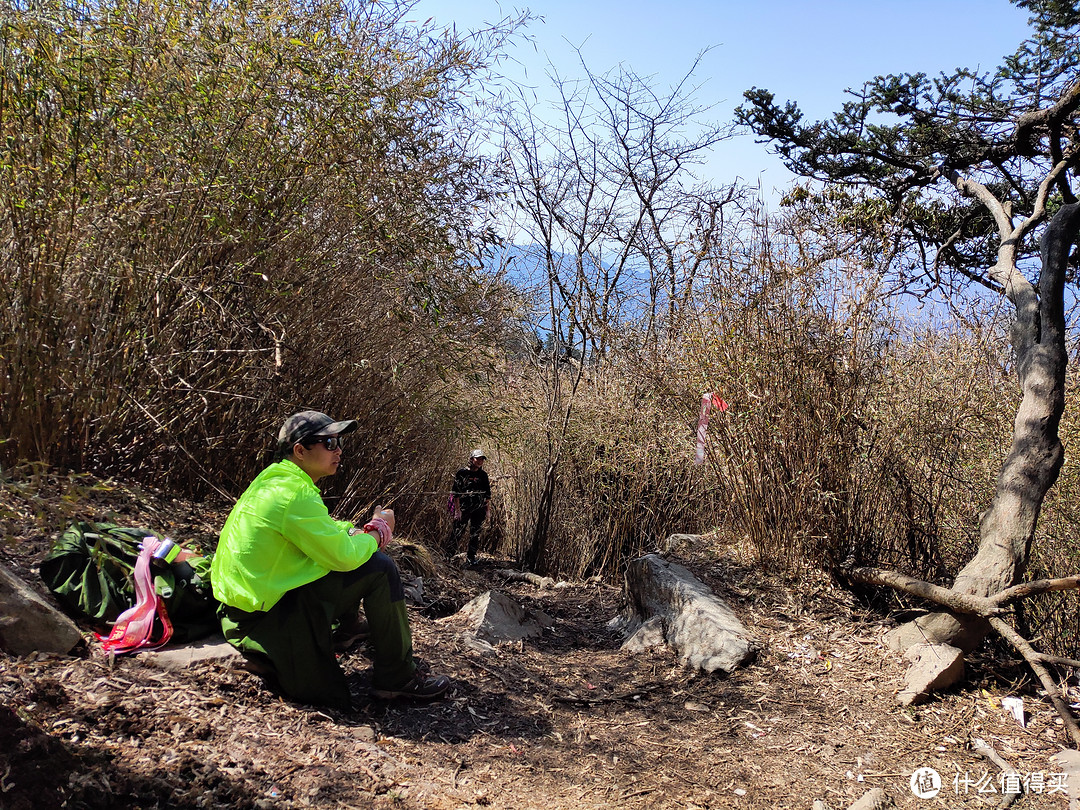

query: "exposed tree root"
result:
(992, 576), (1080, 606)
(988, 617), (1080, 748)
(846, 567), (1006, 617)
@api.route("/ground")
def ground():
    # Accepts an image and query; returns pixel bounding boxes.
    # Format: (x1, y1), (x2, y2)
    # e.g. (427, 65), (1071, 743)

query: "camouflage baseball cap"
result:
(277, 410), (358, 455)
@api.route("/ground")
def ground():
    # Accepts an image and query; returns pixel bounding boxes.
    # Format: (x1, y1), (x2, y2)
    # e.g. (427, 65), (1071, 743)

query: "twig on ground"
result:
(971, 737), (1023, 809)
(552, 683), (669, 707)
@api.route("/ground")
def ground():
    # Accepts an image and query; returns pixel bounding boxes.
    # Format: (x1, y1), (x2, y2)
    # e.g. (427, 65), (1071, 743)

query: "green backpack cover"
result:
(40, 521), (220, 643)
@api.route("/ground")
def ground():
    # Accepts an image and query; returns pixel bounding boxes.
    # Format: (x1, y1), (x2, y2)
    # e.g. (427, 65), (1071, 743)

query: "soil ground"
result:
(0, 466), (1076, 809)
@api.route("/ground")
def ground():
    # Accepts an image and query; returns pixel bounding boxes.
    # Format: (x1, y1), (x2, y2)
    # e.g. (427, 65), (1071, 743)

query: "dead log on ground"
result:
(622, 554), (756, 674)
(493, 569), (558, 589)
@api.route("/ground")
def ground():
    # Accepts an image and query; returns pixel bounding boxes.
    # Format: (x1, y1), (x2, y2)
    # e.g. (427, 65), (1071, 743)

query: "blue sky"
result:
(412, 0), (1033, 203)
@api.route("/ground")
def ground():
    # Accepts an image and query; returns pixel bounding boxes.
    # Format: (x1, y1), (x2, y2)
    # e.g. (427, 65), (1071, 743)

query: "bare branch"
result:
(989, 616), (1080, 748)
(1013, 159), (1072, 244)
(991, 575), (1080, 606)
(970, 738), (1022, 810)
(1014, 80), (1080, 155)
(943, 169), (1012, 242)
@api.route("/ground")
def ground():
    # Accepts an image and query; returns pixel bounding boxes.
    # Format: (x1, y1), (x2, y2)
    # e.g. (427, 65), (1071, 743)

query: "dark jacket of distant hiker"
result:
(452, 466), (491, 514)
(450, 457), (491, 564)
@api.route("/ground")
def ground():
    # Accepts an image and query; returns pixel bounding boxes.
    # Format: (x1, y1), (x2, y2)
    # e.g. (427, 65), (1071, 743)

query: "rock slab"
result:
(661, 534), (703, 553)
(621, 616), (666, 653)
(0, 563), (83, 655)
(441, 590), (553, 642)
(143, 635), (241, 670)
(896, 643), (965, 706)
(623, 554), (756, 673)
(848, 788), (893, 810)
(1049, 750), (1080, 805)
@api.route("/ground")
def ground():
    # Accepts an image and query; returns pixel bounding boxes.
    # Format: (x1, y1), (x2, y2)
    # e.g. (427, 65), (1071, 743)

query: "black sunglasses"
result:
(305, 436), (343, 451)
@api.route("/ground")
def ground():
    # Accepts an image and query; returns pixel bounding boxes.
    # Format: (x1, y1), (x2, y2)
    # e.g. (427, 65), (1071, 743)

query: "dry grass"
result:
(0, 0), (511, 531)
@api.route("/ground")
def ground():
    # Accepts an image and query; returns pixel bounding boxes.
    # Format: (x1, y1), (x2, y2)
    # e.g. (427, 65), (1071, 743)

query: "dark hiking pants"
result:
(218, 551), (416, 710)
(450, 508), (485, 561)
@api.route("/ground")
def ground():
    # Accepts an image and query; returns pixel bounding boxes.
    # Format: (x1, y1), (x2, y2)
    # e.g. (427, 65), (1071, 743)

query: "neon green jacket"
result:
(211, 459), (377, 612)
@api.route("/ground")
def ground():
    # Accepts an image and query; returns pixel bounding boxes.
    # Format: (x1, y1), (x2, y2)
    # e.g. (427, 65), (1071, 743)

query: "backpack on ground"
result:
(40, 521), (219, 645)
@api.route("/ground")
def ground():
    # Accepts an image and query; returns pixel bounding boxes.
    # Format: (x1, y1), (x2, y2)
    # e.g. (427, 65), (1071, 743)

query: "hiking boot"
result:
(333, 617), (371, 652)
(372, 674), (451, 701)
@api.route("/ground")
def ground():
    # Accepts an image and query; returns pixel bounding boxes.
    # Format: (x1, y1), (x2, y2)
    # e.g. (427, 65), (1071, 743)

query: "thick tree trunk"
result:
(888, 203), (1080, 652)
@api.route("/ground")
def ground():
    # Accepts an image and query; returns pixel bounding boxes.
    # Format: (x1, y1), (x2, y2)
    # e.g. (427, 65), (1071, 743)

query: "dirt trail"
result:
(0, 470), (1074, 809)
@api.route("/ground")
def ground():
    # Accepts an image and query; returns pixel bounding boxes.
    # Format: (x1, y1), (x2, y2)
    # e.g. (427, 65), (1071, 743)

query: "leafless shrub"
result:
(0, 0), (520, 536)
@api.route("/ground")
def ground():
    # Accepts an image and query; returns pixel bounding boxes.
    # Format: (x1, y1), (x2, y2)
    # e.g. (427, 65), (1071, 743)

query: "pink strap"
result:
(694, 392), (729, 466)
(363, 517), (392, 549)
(95, 536), (174, 654)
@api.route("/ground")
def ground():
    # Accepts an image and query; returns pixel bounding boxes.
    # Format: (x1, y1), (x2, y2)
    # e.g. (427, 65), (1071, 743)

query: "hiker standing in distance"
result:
(449, 449), (491, 565)
(211, 410), (450, 709)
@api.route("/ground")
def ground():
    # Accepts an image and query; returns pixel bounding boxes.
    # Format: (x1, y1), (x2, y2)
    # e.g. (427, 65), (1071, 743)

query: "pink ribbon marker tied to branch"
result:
(695, 392), (729, 466)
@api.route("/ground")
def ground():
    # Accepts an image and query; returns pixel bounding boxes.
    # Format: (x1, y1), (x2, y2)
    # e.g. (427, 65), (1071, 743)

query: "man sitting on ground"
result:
(211, 410), (449, 709)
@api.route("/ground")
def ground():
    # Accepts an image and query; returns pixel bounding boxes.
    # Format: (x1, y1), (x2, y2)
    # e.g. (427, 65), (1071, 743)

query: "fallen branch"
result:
(991, 576), (1080, 606)
(846, 567), (1004, 617)
(989, 616), (1080, 748)
(552, 686), (664, 707)
(494, 569), (556, 589)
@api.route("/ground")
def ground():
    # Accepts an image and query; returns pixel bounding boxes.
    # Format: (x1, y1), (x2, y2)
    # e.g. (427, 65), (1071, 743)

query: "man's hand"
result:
(373, 506), (395, 534)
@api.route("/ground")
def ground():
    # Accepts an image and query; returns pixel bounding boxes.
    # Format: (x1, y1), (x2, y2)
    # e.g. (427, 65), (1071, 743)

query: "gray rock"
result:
(623, 554), (756, 673)
(896, 643), (965, 706)
(661, 534), (703, 553)
(142, 635), (241, 670)
(0, 563), (83, 655)
(440, 590), (552, 642)
(848, 788), (893, 810)
(350, 725), (377, 743)
(607, 614), (640, 636)
(884, 615), (987, 654)
(1049, 750), (1080, 804)
(403, 575), (425, 606)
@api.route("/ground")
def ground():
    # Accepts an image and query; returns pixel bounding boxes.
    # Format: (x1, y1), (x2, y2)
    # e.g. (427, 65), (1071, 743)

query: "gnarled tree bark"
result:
(887, 201), (1080, 653)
